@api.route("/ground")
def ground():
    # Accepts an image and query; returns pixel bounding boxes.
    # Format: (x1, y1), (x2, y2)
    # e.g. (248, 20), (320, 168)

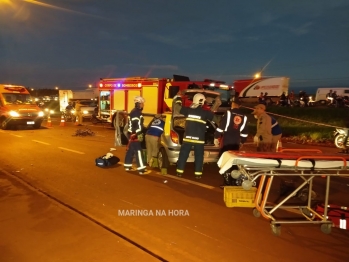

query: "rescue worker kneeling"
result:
(124, 96), (147, 175)
(176, 93), (215, 179)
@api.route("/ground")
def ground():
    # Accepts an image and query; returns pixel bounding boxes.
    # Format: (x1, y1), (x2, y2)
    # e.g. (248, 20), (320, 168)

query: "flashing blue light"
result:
(117, 83), (121, 88)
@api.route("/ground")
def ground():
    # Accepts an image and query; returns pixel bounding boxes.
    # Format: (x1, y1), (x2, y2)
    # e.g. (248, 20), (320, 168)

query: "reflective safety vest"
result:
(146, 118), (165, 137)
(127, 108), (144, 135)
(271, 116), (282, 136)
(214, 108), (248, 144)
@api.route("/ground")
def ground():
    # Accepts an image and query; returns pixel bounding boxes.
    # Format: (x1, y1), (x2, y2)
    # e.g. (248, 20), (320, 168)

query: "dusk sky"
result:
(1, 0), (348, 91)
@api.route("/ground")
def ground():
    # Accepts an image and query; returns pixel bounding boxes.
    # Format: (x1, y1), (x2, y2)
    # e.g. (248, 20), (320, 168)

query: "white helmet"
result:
(134, 96), (145, 103)
(193, 93), (205, 105)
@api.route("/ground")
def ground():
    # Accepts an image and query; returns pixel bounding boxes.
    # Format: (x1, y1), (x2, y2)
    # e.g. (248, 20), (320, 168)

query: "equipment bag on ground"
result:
(95, 155), (120, 167)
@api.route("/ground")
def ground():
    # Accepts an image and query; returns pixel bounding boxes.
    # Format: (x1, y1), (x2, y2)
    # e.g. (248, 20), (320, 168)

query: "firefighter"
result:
(214, 99), (248, 187)
(175, 93), (215, 179)
(123, 96), (147, 175)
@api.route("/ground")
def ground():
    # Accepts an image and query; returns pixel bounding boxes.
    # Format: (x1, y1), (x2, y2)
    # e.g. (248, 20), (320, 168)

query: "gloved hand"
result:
(214, 138), (220, 147)
(253, 136), (259, 144)
(137, 134), (144, 142)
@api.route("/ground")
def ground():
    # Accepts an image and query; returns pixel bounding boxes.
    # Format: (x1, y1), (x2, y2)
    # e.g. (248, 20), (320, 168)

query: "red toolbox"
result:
(315, 204), (348, 230)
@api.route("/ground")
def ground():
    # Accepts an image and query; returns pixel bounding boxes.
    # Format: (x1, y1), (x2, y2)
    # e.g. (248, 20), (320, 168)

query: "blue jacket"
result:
(146, 118), (165, 137)
(271, 116), (282, 136)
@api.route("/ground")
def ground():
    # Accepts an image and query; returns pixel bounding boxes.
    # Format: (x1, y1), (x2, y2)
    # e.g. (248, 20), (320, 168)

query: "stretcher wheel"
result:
(242, 180), (253, 190)
(231, 170), (241, 179)
(300, 208), (313, 218)
(270, 224), (281, 236)
(253, 208), (261, 218)
(320, 223), (332, 234)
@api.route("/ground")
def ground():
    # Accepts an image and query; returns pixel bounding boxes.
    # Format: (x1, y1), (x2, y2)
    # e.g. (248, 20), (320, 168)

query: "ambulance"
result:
(0, 84), (44, 129)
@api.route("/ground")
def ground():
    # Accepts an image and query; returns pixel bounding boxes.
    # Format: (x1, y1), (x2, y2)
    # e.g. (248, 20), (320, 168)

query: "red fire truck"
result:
(98, 75), (234, 124)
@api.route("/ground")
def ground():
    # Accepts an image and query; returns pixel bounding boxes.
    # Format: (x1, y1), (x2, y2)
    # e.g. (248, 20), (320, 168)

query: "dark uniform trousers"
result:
(124, 140), (146, 171)
(177, 142), (204, 176)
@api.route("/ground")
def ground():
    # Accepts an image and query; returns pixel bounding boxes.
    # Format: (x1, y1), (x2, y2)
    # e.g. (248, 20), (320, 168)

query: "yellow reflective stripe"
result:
(183, 138), (205, 144)
(176, 169), (184, 173)
(195, 172), (202, 175)
(186, 118), (206, 124)
(131, 117), (140, 121)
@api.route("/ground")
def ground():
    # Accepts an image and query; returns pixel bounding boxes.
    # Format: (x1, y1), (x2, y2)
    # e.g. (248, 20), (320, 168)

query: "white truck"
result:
(59, 89), (99, 111)
(314, 87), (349, 104)
(233, 77), (289, 103)
(59, 89), (98, 121)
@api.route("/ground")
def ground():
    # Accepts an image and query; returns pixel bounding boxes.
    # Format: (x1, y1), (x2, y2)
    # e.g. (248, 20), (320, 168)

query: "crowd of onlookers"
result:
(258, 90), (349, 107)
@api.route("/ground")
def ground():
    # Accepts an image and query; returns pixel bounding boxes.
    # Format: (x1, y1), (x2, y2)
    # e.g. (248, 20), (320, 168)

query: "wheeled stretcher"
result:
(218, 150), (349, 236)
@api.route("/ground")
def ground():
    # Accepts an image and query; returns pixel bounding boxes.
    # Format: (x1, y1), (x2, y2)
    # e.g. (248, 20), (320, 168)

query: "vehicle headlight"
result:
(38, 111), (44, 117)
(71, 110), (75, 114)
(83, 110), (88, 114)
(9, 111), (20, 117)
(50, 110), (54, 114)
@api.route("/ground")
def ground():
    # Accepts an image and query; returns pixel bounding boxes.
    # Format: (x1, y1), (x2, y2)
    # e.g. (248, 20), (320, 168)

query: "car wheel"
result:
(157, 147), (169, 170)
(1, 118), (10, 130)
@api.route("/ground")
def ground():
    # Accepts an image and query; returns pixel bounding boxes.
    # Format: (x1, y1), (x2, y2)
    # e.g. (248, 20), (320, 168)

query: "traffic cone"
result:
(46, 114), (52, 127)
(59, 114), (65, 127)
(277, 140), (283, 152)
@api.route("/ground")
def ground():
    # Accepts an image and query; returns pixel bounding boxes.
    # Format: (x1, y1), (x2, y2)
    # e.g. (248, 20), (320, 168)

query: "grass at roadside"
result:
(239, 106), (348, 142)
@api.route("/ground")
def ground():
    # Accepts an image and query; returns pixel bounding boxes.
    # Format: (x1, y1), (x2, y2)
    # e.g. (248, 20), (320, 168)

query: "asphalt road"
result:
(1, 119), (349, 262)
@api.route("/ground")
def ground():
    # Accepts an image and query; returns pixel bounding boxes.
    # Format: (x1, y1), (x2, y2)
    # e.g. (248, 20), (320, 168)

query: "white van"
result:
(314, 87), (349, 103)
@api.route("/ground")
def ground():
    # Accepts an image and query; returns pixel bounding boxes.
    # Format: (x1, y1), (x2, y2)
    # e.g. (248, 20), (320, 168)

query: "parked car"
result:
(75, 100), (98, 121)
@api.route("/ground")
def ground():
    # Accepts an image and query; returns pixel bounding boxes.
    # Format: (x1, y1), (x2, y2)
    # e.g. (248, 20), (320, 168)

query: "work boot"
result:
(176, 173), (182, 177)
(139, 169), (147, 175)
(195, 175), (202, 180)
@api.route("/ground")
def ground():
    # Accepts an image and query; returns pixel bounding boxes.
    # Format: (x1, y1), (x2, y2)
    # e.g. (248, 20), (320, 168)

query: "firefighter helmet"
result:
(192, 93), (205, 105)
(134, 96), (145, 104)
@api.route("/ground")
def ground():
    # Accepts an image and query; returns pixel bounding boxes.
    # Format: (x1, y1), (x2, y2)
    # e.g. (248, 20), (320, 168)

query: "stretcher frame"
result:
(218, 150), (349, 236)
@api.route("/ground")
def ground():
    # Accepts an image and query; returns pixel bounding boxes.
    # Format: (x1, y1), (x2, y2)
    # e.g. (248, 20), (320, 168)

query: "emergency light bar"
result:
(99, 82), (142, 88)
(4, 86), (26, 92)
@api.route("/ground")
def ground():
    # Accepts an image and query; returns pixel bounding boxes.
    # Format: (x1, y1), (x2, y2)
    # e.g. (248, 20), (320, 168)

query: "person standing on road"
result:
(214, 99), (248, 154)
(145, 114), (165, 167)
(75, 100), (83, 126)
(175, 93), (215, 179)
(214, 99), (248, 187)
(252, 104), (273, 152)
(124, 96), (147, 175)
(271, 116), (282, 152)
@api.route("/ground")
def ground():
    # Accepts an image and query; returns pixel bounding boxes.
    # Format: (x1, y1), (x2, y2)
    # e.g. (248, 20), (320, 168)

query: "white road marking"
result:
(10, 134), (23, 137)
(32, 140), (50, 145)
(58, 147), (85, 154)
